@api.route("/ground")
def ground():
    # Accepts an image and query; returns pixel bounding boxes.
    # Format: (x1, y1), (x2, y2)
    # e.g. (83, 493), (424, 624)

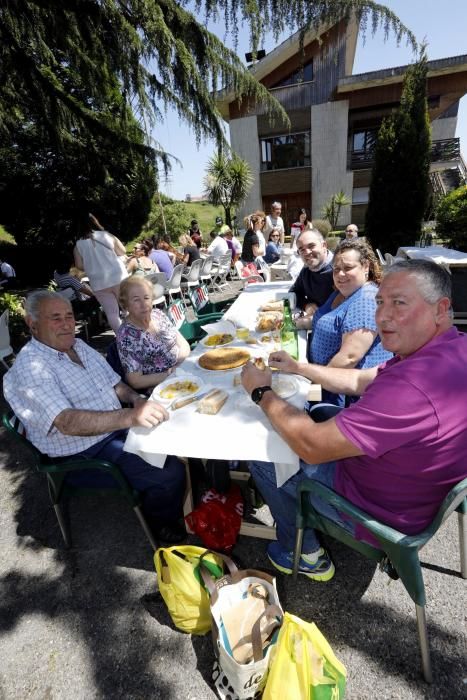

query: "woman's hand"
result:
(268, 350), (299, 374)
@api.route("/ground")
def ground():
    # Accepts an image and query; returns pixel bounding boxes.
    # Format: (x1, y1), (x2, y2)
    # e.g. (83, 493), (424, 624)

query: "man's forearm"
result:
(114, 381), (144, 405)
(54, 408), (134, 436)
(295, 362), (375, 396)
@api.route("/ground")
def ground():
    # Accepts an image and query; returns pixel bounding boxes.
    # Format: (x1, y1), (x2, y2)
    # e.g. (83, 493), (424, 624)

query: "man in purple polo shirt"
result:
(241, 260), (467, 581)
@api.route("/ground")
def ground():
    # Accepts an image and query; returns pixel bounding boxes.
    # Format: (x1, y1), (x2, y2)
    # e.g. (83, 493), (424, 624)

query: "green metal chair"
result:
(293, 477), (467, 683)
(186, 284), (235, 318)
(2, 411), (158, 551)
(166, 299), (223, 347)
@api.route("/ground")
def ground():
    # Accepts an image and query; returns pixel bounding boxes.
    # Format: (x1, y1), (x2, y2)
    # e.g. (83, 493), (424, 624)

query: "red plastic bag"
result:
(186, 485), (244, 551)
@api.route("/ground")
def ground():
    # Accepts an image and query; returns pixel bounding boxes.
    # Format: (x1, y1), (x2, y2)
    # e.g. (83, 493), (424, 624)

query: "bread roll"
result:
(198, 389), (228, 414)
(260, 300), (284, 312)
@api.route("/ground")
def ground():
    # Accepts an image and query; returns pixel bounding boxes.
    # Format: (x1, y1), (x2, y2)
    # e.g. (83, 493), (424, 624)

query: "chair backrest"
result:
(183, 257), (203, 283)
(0, 310), (11, 349)
(2, 411), (43, 469)
(166, 300), (186, 329)
(166, 264), (184, 291)
(106, 340), (125, 380)
(234, 260), (264, 284)
(200, 255), (214, 277)
(187, 285), (210, 313)
(376, 249), (386, 265)
(218, 253), (232, 269)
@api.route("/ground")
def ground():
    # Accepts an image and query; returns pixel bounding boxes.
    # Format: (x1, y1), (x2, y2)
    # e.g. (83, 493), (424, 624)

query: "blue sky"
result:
(159, 0), (467, 200)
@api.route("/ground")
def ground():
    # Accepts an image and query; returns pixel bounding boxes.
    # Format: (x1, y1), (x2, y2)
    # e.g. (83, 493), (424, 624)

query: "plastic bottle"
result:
(280, 298), (298, 359)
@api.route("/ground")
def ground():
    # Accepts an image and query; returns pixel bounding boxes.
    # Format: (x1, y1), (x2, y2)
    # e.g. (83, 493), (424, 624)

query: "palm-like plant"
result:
(203, 151), (254, 226)
(322, 190), (351, 230)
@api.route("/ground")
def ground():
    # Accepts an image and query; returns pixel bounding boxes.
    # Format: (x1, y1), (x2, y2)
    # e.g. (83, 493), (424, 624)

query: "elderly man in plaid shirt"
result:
(3, 290), (186, 543)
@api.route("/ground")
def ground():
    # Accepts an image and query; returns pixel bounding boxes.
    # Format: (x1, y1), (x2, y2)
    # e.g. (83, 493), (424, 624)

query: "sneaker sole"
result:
(267, 553), (336, 582)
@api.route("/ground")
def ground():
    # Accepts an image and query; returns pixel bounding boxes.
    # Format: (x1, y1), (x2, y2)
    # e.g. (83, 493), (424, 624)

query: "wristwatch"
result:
(251, 386), (273, 405)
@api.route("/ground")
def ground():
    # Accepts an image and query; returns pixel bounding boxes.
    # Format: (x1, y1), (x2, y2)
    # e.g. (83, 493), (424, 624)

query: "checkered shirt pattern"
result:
(3, 338), (122, 457)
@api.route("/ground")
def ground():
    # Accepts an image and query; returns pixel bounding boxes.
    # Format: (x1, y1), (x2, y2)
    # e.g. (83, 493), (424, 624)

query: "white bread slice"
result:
(197, 389), (228, 415)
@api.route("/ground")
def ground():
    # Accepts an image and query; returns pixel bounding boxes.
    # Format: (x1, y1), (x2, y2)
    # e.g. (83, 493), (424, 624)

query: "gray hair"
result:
(383, 259), (451, 303)
(271, 201), (282, 209)
(25, 289), (71, 321)
(296, 227), (325, 244)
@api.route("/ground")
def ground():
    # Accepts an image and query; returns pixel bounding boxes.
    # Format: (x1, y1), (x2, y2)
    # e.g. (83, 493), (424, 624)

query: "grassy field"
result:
(126, 200), (228, 251)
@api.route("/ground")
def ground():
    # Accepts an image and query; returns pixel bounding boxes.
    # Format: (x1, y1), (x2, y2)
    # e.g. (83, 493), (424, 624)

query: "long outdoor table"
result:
(123, 282), (322, 537)
(396, 245), (467, 267)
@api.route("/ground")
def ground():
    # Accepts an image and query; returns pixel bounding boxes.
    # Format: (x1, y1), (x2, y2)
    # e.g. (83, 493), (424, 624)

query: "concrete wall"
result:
(311, 100), (353, 226)
(431, 116), (458, 141)
(230, 115), (262, 224)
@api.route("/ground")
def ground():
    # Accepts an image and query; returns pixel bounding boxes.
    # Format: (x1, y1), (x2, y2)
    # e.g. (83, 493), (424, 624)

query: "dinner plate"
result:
(201, 333), (235, 348)
(151, 373), (205, 402)
(272, 375), (299, 399)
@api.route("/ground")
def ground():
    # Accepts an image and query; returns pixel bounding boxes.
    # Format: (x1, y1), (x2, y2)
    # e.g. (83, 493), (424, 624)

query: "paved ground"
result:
(0, 281), (466, 699)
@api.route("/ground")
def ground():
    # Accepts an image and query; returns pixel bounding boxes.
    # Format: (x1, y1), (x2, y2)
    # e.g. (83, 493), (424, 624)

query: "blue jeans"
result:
(65, 430), (186, 523)
(249, 460), (355, 553)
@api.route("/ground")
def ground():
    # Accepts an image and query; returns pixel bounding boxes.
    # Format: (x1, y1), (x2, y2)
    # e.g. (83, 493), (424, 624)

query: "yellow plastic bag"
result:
(154, 546), (223, 635)
(262, 612), (347, 700)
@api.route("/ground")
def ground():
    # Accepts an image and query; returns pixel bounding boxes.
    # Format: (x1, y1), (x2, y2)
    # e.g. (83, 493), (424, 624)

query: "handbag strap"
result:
(199, 550), (238, 594)
(251, 604), (283, 662)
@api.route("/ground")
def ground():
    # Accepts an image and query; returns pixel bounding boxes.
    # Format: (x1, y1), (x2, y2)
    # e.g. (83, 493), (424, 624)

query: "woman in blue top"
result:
(308, 238), (392, 406)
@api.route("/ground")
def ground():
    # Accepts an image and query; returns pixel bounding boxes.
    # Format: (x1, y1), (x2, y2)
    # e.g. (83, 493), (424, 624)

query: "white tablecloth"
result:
(124, 283), (320, 486)
(396, 246), (467, 266)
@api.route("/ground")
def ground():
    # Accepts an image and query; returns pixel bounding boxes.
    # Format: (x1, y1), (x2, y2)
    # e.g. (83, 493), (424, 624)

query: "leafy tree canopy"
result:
(436, 185), (467, 251)
(1, 1), (416, 155)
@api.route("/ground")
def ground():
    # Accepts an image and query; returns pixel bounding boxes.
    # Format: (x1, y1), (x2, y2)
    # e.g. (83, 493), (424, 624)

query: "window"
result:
(272, 60), (313, 88)
(260, 132), (310, 171)
(352, 128), (378, 156)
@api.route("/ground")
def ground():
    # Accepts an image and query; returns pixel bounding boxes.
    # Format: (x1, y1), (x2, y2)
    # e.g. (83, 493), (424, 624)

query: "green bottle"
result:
(280, 298), (298, 359)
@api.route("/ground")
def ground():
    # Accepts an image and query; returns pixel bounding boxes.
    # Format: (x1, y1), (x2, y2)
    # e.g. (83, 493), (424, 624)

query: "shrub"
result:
(436, 185), (467, 250)
(312, 219), (332, 238)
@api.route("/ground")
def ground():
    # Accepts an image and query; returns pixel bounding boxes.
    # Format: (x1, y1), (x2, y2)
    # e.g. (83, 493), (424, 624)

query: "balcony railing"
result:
(348, 137), (461, 170)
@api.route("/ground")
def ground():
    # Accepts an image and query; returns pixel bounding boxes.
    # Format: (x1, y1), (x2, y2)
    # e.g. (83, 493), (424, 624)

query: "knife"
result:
(170, 390), (211, 410)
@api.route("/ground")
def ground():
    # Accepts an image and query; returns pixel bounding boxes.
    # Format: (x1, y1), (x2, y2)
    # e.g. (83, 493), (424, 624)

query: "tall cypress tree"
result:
(366, 50), (431, 253)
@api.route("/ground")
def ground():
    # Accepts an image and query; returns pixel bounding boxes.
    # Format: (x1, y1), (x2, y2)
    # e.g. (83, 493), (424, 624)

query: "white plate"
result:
(201, 333), (235, 348)
(272, 375), (298, 399)
(151, 373), (204, 402)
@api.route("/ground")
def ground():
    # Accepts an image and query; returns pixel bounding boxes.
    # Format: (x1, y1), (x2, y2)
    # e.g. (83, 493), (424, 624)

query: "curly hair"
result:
(333, 239), (382, 284)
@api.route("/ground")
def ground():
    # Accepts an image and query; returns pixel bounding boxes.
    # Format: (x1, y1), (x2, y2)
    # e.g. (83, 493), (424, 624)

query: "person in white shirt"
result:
(205, 230), (229, 261)
(264, 202), (285, 246)
(3, 289), (186, 543)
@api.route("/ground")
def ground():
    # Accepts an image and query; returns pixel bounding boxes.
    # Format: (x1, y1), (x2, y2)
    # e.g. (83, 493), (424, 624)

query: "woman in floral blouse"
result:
(117, 276), (190, 392)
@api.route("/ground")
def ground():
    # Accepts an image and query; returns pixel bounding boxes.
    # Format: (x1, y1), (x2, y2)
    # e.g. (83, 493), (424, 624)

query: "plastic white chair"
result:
(211, 254), (232, 292)
(376, 249), (386, 266)
(234, 261), (264, 287)
(144, 271), (168, 307)
(200, 255), (215, 287)
(0, 310), (15, 370)
(163, 264), (185, 304)
(180, 258), (203, 300)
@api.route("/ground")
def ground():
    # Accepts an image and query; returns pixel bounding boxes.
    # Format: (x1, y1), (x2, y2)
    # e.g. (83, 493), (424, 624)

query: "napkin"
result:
(200, 320), (236, 336)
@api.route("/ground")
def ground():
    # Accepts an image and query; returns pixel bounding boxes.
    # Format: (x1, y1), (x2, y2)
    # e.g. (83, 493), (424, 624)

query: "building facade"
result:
(216, 18), (467, 232)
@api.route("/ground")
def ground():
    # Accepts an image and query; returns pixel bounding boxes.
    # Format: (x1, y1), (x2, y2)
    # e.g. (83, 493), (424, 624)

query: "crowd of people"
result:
(4, 204), (465, 587)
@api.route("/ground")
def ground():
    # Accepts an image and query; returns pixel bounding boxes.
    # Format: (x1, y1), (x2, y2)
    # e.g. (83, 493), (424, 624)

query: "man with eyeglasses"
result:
(289, 228), (334, 329)
(345, 224), (359, 239)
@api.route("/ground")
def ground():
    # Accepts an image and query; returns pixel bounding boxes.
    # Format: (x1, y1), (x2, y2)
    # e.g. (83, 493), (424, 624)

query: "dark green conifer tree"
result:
(366, 49), (431, 253)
